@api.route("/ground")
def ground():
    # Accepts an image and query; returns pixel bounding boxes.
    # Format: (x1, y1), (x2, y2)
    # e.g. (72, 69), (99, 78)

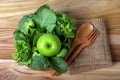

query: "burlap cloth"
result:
(69, 18), (112, 74)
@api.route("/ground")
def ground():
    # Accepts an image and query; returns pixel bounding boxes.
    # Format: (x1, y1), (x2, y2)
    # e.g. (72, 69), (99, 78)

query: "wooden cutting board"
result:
(0, 0), (120, 61)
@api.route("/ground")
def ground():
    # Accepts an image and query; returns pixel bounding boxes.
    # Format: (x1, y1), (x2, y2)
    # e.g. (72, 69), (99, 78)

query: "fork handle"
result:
(66, 43), (85, 65)
(64, 45), (77, 60)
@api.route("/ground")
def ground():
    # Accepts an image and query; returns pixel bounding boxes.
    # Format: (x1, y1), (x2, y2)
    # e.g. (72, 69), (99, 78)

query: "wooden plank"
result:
(0, 29), (15, 59)
(0, 29), (14, 59)
(0, 49), (14, 59)
(0, 1), (120, 59)
(0, 16), (20, 29)
(0, 29), (15, 49)
(109, 34), (120, 61)
(111, 45), (120, 61)
(0, 60), (120, 80)
(0, 0), (120, 79)
(0, 0), (120, 29)
(0, 0), (47, 29)
(108, 29), (120, 34)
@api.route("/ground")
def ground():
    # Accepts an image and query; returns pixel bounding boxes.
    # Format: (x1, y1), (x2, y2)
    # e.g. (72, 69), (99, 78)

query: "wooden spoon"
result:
(65, 23), (94, 60)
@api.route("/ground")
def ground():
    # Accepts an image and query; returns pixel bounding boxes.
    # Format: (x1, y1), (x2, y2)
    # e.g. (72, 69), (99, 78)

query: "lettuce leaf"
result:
(12, 40), (32, 65)
(55, 13), (75, 38)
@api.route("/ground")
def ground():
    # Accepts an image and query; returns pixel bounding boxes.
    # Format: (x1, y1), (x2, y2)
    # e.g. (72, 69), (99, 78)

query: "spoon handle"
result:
(65, 44), (81, 61)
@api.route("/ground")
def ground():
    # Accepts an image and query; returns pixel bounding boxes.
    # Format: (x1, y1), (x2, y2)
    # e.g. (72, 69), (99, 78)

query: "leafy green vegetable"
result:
(13, 4), (75, 74)
(29, 52), (50, 70)
(18, 14), (35, 35)
(56, 48), (68, 58)
(32, 28), (45, 47)
(48, 57), (68, 73)
(32, 7), (56, 33)
(35, 4), (50, 14)
(55, 13), (75, 38)
(13, 30), (26, 41)
(12, 40), (32, 65)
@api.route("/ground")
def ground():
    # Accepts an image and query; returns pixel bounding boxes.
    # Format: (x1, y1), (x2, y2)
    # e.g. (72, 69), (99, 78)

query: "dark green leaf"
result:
(56, 48), (68, 58)
(13, 30), (26, 41)
(49, 57), (68, 73)
(29, 53), (50, 70)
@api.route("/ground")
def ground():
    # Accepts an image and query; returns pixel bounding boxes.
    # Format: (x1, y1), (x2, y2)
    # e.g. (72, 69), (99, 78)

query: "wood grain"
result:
(0, 60), (120, 80)
(0, 29), (15, 49)
(0, 0), (120, 61)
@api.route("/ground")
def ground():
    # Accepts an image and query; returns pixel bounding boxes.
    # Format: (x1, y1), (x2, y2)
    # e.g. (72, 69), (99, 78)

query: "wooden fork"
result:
(66, 29), (100, 65)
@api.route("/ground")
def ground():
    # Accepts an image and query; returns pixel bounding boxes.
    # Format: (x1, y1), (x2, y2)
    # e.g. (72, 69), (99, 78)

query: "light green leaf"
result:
(32, 8), (56, 32)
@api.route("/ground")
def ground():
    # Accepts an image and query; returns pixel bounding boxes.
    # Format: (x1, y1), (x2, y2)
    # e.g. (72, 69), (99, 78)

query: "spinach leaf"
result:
(48, 57), (68, 73)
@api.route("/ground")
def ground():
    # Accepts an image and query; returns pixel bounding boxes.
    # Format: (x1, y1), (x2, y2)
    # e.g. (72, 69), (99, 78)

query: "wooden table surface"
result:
(0, 59), (120, 80)
(0, 0), (120, 80)
(0, 0), (120, 61)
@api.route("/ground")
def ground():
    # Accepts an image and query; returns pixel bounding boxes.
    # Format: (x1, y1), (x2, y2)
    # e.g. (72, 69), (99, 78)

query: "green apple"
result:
(37, 33), (61, 57)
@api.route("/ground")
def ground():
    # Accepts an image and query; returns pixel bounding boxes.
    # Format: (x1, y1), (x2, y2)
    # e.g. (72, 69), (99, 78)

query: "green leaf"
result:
(48, 57), (68, 73)
(32, 29), (44, 47)
(32, 8), (56, 32)
(13, 30), (26, 41)
(29, 53), (50, 70)
(46, 24), (56, 33)
(12, 40), (32, 65)
(55, 13), (75, 38)
(56, 48), (68, 58)
(18, 15), (34, 35)
(35, 4), (50, 14)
